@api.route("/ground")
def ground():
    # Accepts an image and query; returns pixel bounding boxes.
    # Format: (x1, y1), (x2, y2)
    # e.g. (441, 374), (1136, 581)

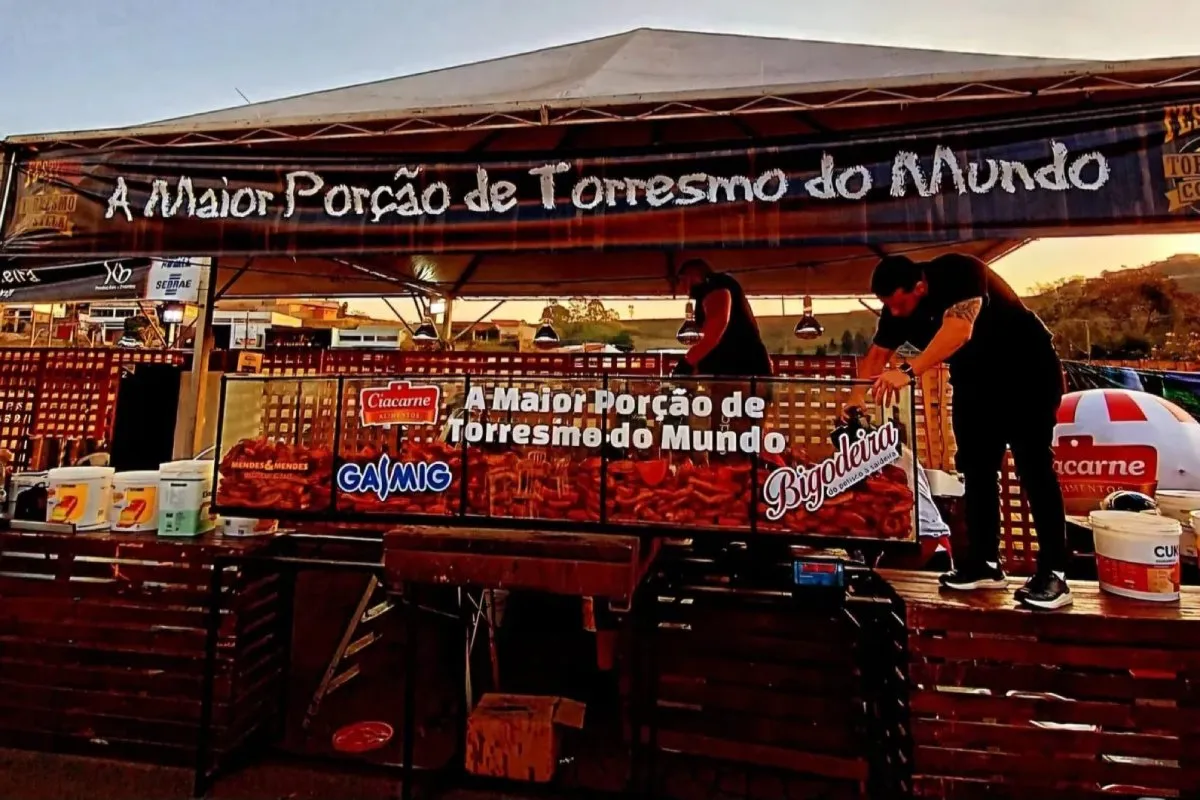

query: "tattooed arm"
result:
(908, 297), (982, 376)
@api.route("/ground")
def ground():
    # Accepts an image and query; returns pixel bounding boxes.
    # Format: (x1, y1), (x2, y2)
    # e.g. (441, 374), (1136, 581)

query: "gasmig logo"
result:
(1162, 103), (1200, 213)
(336, 455), (453, 502)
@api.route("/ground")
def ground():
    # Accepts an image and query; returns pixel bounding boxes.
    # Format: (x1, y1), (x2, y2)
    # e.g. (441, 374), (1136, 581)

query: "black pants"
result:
(951, 354), (1068, 574)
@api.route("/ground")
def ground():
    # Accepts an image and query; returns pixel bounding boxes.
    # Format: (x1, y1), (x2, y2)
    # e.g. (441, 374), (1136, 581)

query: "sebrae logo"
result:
(1052, 434), (1159, 515)
(359, 381), (441, 427)
(1162, 103), (1200, 214)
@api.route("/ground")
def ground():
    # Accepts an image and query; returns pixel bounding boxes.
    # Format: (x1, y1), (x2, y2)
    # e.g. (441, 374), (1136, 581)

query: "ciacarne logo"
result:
(359, 381), (441, 427)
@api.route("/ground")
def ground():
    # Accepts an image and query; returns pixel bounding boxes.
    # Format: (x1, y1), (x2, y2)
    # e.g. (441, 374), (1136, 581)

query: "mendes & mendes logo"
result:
(1162, 103), (1200, 213)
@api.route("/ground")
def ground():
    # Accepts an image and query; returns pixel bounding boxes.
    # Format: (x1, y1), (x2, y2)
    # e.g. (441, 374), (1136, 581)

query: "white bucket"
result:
(7, 471), (47, 518)
(110, 470), (160, 532)
(1090, 510), (1182, 602)
(46, 466), (115, 531)
(1155, 490), (1200, 560)
(158, 460), (216, 537)
(220, 517), (279, 537)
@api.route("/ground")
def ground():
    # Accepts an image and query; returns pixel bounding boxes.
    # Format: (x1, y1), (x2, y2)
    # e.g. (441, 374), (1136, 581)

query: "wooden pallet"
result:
(0, 530), (285, 767)
(882, 569), (1200, 800)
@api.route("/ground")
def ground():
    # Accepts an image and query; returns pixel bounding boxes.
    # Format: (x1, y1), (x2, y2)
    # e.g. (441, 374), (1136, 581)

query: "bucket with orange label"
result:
(1090, 510), (1182, 602)
(110, 471), (160, 532)
(47, 466), (114, 531)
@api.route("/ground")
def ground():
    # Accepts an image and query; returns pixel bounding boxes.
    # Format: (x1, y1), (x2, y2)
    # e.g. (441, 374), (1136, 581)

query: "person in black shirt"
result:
(673, 259), (773, 378)
(851, 253), (1071, 609)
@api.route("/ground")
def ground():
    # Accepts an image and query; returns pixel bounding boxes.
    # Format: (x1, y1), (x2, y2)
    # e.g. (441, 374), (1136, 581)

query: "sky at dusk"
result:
(4, 0), (1200, 322)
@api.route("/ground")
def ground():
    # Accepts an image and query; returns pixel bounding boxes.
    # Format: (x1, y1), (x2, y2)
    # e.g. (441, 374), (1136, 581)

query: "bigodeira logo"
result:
(336, 454), (452, 502)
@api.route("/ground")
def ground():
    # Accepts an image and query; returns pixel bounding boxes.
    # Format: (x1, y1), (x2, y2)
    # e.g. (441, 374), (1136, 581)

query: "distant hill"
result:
(1142, 253), (1200, 294)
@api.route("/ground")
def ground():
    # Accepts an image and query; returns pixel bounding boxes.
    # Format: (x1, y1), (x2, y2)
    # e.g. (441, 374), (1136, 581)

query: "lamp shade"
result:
(793, 295), (824, 340)
(533, 323), (560, 349)
(676, 301), (702, 345)
(412, 318), (440, 349)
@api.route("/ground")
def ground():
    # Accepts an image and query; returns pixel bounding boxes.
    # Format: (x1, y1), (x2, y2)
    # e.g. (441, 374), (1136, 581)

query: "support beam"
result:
(213, 258), (253, 300)
(453, 300), (505, 342)
(173, 258), (217, 459)
(450, 255), (484, 295)
(382, 298), (415, 335)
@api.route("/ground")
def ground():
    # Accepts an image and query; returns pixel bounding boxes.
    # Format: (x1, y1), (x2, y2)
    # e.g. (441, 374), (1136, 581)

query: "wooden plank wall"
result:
(0, 531), (285, 767)
(624, 552), (908, 800)
(883, 569), (1200, 800)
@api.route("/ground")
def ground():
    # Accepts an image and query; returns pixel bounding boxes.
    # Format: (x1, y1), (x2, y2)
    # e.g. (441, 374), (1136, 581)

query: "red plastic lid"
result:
(332, 721), (394, 753)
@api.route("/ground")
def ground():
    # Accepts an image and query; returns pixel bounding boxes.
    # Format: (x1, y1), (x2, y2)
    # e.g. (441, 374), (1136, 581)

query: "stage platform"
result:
(882, 569), (1200, 800)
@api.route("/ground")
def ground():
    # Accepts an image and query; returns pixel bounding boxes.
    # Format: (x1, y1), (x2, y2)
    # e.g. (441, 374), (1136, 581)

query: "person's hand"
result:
(841, 387), (868, 420)
(871, 369), (911, 407)
(672, 358), (695, 377)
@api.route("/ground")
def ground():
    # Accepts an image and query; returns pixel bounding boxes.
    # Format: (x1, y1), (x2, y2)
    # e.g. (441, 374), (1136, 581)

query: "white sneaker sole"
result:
(1021, 591), (1073, 610)
(939, 577), (1008, 591)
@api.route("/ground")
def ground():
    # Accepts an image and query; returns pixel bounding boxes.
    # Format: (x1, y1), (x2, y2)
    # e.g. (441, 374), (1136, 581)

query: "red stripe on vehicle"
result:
(1103, 390), (1147, 422)
(1056, 392), (1082, 424)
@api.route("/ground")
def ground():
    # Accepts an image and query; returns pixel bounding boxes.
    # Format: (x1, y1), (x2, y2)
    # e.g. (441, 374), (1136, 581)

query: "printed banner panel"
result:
(5, 101), (1200, 257)
(213, 374), (921, 542)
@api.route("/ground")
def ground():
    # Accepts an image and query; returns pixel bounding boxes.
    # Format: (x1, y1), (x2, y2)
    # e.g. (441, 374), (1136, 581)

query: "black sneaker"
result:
(1016, 573), (1073, 610)
(938, 563), (1008, 591)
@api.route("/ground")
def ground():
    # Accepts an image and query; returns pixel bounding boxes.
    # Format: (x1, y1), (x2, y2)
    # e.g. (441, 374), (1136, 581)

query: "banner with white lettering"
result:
(2, 100), (1197, 258)
(0, 258), (150, 302)
(214, 374), (920, 543)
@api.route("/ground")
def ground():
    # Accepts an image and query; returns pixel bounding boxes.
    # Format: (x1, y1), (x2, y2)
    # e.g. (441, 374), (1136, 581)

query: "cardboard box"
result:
(465, 694), (586, 783)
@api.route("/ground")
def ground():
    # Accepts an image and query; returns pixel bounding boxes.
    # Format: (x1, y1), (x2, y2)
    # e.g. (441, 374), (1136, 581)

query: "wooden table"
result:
(881, 569), (1200, 799)
(383, 525), (659, 610)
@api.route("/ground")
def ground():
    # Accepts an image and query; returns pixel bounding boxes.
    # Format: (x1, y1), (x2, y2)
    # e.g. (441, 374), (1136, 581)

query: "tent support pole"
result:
(440, 297), (455, 341)
(0, 148), (16, 239)
(173, 257), (218, 459)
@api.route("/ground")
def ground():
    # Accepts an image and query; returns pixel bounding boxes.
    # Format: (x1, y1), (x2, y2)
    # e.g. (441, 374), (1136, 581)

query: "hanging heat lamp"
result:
(411, 316), (440, 350)
(676, 301), (702, 345)
(533, 306), (560, 350)
(793, 295), (824, 340)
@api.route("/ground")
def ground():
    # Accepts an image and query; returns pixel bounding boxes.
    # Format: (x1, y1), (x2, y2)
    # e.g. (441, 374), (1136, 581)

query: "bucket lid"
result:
(1155, 489), (1200, 504)
(1089, 509), (1182, 535)
(48, 466), (115, 480)
(114, 470), (161, 482)
(159, 460), (213, 478)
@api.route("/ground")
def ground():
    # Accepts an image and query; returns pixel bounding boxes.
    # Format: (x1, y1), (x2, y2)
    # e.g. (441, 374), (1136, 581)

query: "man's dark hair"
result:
(678, 258), (713, 277)
(870, 255), (924, 297)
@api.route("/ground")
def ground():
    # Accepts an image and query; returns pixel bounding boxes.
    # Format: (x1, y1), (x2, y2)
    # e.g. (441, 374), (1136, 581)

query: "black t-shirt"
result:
(872, 254), (1053, 387)
(690, 272), (774, 377)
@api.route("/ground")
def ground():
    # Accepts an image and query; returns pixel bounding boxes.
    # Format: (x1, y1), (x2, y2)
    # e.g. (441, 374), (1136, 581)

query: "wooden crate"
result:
(883, 569), (1200, 800)
(632, 586), (874, 799)
(0, 530), (285, 767)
